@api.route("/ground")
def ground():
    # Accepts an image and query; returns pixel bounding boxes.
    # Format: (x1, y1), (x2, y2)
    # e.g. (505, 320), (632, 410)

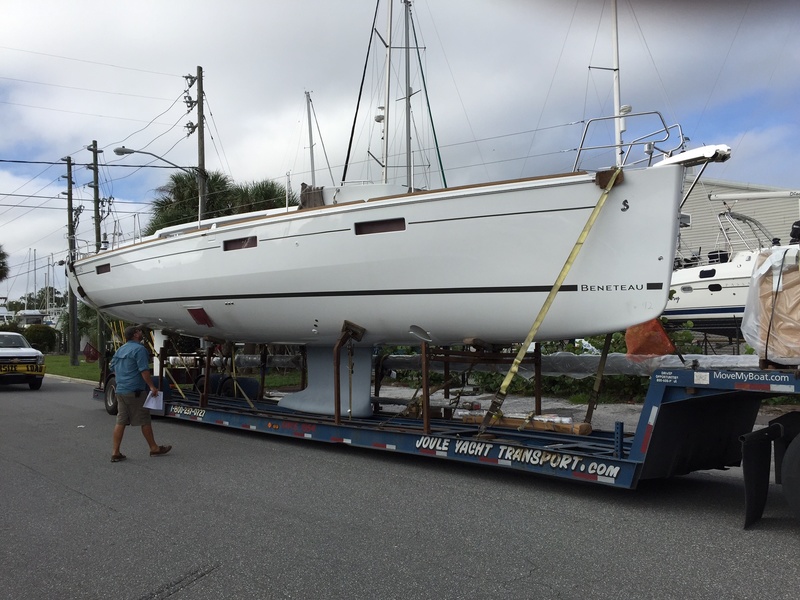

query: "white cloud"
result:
(1, 0), (799, 301)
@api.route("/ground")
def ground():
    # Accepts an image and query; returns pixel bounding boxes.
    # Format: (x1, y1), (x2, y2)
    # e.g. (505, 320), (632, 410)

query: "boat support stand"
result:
(333, 321), (366, 425)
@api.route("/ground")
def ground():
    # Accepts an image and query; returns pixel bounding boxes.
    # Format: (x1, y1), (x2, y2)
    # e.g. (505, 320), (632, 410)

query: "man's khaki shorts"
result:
(116, 392), (152, 426)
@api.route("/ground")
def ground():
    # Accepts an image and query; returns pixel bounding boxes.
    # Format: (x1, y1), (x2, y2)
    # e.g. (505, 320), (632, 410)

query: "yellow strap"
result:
(479, 167), (623, 432)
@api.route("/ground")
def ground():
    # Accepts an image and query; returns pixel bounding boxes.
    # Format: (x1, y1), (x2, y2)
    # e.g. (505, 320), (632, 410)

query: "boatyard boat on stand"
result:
(67, 0), (730, 418)
(663, 191), (800, 338)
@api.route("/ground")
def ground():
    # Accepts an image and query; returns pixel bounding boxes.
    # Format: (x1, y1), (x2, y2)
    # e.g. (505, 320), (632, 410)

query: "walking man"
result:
(110, 325), (172, 462)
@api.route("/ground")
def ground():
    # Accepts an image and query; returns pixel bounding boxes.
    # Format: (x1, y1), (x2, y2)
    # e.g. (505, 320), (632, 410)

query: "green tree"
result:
(0, 244), (8, 283)
(144, 171), (231, 235)
(231, 179), (295, 213)
(57, 289), (97, 348)
(144, 171), (297, 235)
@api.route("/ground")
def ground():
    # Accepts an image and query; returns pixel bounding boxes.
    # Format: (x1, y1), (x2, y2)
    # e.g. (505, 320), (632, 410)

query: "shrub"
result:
(24, 324), (59, 353)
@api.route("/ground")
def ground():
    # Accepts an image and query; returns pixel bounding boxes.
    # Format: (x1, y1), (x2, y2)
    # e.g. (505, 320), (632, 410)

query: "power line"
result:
(0, 45), (181, 77)
(0, 159), (90, 166)
(0, 100), (177, 125)
(0, 75), (173, 101)
(0, 202), (146, 213)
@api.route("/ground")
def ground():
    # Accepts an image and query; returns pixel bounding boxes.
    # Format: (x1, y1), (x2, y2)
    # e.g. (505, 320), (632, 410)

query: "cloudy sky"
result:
(1, 0), (798, 304)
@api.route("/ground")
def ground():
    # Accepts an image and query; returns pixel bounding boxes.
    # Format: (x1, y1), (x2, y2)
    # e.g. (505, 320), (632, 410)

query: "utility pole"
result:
(87, 140), (102, 252)
(86, 141), (107, 370)
(196, 65), (207, 220)
(62, 156), (80, 366)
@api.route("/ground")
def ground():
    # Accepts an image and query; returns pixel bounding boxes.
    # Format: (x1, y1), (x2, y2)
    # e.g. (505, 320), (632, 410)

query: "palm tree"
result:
(144, 170), (234, 235)
(231, 179), (296, 213)
(144, 171), (297, 235)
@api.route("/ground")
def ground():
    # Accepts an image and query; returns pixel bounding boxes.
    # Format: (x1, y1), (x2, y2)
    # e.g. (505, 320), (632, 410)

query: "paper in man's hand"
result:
(143, 391), (164, 411)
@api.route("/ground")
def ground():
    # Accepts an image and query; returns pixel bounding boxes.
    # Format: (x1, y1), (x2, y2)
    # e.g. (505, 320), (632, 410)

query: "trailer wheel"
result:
(105, 376), (119, 415)
(782, 435), (800, 521)
(218, 376), (235, 397)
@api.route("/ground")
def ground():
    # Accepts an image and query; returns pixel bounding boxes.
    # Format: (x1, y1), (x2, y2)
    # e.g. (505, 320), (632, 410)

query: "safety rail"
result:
(572, 110), (686, 172)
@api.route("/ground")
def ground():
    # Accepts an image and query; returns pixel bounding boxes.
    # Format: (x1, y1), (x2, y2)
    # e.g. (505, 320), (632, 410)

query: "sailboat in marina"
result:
(67, 0), (730, 415)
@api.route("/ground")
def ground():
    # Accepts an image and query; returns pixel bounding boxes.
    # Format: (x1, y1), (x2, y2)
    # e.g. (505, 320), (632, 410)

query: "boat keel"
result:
(278, 345), (373, 418)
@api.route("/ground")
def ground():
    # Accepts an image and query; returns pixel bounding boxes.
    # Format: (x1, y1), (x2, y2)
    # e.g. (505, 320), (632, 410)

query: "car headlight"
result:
(37, 354), (45, 365)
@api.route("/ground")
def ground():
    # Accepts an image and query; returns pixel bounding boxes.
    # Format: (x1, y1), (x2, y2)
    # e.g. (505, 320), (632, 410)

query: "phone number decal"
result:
(170, 406), (206, 418)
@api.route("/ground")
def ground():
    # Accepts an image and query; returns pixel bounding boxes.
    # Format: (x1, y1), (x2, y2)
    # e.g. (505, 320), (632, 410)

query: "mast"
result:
(305, 91), (316, 187)
(612, 0), (623, 167)
(380, 2), (393, 184)
(404, 0), (412, 189)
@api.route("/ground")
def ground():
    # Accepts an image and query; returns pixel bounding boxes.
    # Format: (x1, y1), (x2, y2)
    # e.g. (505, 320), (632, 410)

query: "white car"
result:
(0, 332), (46, 390)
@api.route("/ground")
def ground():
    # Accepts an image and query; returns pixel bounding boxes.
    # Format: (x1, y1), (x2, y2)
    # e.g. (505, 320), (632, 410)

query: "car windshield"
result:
(0, 334), (31, 349)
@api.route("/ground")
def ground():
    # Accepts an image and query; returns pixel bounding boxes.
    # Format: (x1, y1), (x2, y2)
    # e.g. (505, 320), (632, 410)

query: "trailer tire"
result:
(195, 375), (215, 395)
(218, 376), (234, 397)
(782, 435), (800, 521)
(105, 376), (119, 415)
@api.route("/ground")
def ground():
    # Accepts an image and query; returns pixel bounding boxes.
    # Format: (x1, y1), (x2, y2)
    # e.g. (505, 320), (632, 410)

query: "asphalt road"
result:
(1, 376), (798, 600)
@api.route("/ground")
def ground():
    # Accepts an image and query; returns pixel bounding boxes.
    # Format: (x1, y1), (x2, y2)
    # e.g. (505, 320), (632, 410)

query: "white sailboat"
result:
(67, 0), (729, 416)
(663, 192), (800, 337)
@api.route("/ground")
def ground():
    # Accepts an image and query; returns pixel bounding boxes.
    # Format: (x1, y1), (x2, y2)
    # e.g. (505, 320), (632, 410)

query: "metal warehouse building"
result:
(677, 177), (799, 264)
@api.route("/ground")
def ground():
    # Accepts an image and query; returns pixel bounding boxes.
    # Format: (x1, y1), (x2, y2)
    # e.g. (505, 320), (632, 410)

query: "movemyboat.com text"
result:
(712, 371), (792, 384)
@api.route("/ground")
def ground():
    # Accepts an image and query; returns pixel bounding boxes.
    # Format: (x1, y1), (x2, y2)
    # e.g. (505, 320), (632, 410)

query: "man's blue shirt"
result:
(110, 341), (150, 394)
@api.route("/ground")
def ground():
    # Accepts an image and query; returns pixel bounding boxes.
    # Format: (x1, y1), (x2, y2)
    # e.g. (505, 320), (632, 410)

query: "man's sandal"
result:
(150, 445), (172, 457)
(110, 453), (126, 462)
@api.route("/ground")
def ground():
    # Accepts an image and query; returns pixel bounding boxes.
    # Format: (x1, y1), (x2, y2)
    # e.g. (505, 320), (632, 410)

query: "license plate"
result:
(0, 364), (45, 374)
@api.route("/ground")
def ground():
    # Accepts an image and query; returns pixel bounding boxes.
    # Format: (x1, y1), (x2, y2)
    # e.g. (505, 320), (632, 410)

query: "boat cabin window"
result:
(698, 268), (716, 279)
(223, 236), (257, 251)
(96, 264), (111, 274)
(707, 250), (729, 264)
(354, 218), (406, 235)
(708, 284), (722, 292)
(680, 285), (693, 293)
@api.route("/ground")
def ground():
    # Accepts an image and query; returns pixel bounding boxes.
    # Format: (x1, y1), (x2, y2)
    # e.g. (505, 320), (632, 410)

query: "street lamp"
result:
(113, 147), (206, 225)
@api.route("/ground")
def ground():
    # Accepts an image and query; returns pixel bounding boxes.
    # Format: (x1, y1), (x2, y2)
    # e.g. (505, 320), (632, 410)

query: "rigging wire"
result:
(409, 7), (445, 188)
(623, 0), (676, 128)
(521, 0), (581, 177)
(685, 1), (752, 139)
(417, 0), (488, 182)
(710, 0), (796, 181)
(341, 0), (382, 184)
(308, 94), (336, 186)
(202, 92), (233, 177)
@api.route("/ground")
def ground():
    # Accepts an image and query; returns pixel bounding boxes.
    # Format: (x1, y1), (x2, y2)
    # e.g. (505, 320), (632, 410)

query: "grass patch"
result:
(45, 354), (103, 383)
(44, 354), (303, 389)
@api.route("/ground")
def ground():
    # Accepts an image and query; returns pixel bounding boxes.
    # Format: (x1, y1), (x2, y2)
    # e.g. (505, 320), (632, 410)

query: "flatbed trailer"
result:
(95, 338), (800, 527)
(97, 347), (800, 528)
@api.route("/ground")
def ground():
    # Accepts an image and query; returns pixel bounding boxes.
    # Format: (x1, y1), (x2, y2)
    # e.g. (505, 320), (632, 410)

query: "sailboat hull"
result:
(663, 253), (756, 334)
(663, 246), (798, 337)
(69, 166), (684, 346)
